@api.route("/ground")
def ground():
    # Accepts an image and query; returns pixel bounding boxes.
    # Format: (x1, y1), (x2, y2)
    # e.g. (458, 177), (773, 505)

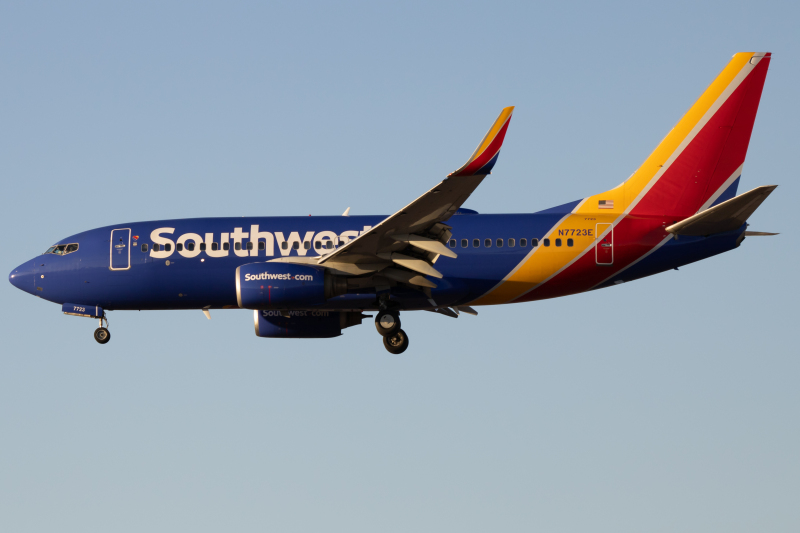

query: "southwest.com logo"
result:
(244, 272), (314, 282)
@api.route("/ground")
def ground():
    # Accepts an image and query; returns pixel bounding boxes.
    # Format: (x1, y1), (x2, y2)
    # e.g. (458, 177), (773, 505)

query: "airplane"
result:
(8, 52), (778, 354)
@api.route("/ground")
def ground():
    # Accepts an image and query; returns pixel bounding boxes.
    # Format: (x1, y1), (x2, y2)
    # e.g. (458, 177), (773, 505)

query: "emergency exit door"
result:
(595, 223), (613, 265)
(110, 228), (131, 270)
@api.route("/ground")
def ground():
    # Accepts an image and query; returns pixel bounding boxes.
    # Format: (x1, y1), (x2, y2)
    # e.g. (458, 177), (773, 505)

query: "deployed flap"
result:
(319, 107), (514, 284)
(666, 185), (777, 236)
(426, 307), (459, 318)
(744, 231), (779, 236)
(391, 234), (457, 258)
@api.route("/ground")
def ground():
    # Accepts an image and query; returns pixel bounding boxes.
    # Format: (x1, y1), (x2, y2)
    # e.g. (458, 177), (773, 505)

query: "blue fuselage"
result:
(9, 204), (744, 312)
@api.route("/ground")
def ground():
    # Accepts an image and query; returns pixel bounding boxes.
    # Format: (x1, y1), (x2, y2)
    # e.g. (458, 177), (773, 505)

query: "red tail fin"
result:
(623, 53), (770, 218)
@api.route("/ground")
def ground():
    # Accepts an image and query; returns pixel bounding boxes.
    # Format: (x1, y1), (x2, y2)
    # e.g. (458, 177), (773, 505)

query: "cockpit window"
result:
(45, 243), (79, 255)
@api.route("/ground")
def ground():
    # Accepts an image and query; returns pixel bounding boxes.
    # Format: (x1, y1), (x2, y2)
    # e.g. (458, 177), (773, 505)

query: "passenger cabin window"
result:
(555, 238), (562, 247)
(223, 242), (229, 251)
(567, 238), (574, 247)
(165, 243), (171, 252)
(258, 242), (265, 250)
(187, 243), (195, 251)
(153, 244), (160, 252)
(461, 239), (468, 248)
(520, 238), (527, 247)
(326, 241), (334, 249)
(543, 239), (550, 247)
(315, 241), (321, 249)
(473, 239), (480, 248)
(496, 238), (503, 248)
(199, 243), (207, 251)
(211, 242), (218, 251)
(292, 242), (299, 250)
(235, 242), (241, 251)
(141, 243), (149, 252)
(247, 242), (254, 250)
(177, 243), (183, 252)
(508, 238), (515, 247)
(449, 239), (456, 248)
(303, 241), (310, 250)
(532, 238), (539, 247)
(484, 238), (492, 248)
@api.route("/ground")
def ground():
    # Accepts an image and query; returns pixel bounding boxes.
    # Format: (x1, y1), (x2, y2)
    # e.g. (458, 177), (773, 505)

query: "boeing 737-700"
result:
(9, 52), (778, 353)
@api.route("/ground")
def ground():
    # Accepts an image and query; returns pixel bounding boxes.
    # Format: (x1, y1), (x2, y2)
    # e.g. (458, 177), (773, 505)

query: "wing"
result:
(314, 106), (514, 286)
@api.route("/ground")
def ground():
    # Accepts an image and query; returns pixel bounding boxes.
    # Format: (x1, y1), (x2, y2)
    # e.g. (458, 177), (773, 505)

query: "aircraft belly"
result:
(594, 226), (745, 289)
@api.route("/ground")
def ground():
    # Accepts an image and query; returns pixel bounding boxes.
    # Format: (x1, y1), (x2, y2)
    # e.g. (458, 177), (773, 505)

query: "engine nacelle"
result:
(254, 310), (365, 338)
(236, 263), (347, 309)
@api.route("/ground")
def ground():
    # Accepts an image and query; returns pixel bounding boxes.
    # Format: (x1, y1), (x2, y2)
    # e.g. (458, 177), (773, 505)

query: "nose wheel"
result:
(94, 314), (111, 344)
(375, 310), (408, 353)
(94, 327), (111, 344)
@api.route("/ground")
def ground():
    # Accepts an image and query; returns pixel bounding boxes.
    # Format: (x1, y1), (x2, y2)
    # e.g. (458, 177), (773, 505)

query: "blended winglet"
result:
(449, 106), (514, 177)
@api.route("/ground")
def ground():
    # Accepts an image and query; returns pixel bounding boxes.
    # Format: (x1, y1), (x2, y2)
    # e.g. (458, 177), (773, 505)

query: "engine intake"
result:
(236, 263), (347, 309)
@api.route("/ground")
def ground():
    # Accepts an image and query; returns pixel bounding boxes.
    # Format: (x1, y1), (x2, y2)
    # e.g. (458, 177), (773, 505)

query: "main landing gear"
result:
(375, 309), (409, 354)
(94, 315), (111, 345)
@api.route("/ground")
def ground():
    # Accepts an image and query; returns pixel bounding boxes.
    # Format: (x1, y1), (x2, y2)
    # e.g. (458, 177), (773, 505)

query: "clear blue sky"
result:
(1, 1), (797, 532)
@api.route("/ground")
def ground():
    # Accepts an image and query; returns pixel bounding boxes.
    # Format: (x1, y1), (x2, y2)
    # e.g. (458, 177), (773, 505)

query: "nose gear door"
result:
(595, 223), (613, 265)
(110, 228), (131, 270)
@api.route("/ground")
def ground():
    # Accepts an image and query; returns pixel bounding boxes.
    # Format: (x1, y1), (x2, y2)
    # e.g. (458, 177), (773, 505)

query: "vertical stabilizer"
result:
(587, 52), (771, 218)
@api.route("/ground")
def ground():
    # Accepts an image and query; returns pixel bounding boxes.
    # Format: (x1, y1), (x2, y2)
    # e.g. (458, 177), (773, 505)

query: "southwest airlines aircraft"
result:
(9, 52), (778, 353)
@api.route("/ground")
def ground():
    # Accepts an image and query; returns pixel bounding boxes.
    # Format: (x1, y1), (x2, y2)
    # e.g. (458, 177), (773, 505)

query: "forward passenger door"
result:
(110, 228), (131, 270)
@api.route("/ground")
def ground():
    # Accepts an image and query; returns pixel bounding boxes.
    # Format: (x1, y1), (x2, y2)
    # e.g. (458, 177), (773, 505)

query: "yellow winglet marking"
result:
(464, 106), (515, 164)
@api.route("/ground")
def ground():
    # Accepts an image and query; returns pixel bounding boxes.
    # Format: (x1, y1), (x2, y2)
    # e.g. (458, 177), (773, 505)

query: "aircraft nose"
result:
(9, 260), (36, 295)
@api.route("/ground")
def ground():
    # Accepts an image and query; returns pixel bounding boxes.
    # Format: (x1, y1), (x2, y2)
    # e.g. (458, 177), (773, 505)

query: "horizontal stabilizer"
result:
(666, 185), (777, 237)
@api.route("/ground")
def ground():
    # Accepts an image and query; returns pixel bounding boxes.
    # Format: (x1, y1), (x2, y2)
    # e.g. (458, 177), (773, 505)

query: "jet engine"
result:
(236, 263), (347, 309)
(254, 310), (366, 338)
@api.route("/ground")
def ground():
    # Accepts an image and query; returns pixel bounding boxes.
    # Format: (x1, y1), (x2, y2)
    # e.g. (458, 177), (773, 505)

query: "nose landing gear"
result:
(94, 315), (111, 344)
(375, 309), (408, 354)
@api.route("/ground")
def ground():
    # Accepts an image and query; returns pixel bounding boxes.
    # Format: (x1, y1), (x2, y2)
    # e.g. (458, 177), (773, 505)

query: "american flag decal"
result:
(598, 200), (614, 209)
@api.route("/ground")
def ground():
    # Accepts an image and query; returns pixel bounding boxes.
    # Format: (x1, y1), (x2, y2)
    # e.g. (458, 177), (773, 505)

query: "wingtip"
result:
(449, 106), (515, 177)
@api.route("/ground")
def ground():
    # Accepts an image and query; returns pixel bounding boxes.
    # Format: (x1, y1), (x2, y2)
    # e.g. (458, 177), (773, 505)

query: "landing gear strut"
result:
(375, 309), (408, 354)
(94, 314), (110, 344)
